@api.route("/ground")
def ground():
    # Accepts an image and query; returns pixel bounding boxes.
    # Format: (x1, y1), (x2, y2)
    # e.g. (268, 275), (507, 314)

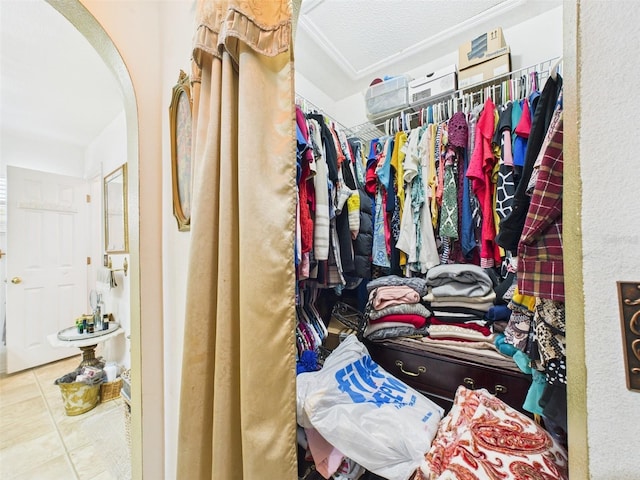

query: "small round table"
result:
(47, 323), (124, 367)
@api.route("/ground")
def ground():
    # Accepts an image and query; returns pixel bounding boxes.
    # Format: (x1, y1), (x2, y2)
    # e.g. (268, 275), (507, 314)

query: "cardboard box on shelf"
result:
(458, 27), (507, 70)
(458, 51), (511, 89)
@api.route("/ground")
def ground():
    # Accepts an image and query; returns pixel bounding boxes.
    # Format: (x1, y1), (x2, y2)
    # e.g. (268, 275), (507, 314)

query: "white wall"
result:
(578, 2), (640, 478)
(84, 110), (130, 369)
(159, 2), (194, 478)
(295, 5), (563, 129)
(85, 110), (126, 179)
(2, 129), (85, 177)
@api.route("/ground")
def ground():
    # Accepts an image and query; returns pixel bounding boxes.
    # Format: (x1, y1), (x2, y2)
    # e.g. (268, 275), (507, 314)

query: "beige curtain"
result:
(176, 1), (298, 478)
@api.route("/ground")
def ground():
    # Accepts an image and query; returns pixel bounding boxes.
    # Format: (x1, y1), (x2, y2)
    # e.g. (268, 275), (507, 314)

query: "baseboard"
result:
(0, 346), (6, 374)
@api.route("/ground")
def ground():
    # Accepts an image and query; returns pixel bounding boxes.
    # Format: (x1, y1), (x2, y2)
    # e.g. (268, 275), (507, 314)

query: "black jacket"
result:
(353, 188), (373, 280)
(495, 74), (563, 252)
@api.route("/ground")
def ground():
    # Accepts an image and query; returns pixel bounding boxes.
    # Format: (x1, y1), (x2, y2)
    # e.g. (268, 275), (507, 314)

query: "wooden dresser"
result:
(365, 337), (533, 416)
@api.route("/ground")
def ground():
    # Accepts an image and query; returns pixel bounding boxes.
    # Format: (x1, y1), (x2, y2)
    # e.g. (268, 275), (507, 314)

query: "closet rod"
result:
(349, 56), (562, 138)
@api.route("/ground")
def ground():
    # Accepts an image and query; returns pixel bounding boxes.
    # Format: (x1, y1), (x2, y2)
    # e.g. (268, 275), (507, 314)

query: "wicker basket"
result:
(100, 378), (123, 403)
(122, 390), (132, 452)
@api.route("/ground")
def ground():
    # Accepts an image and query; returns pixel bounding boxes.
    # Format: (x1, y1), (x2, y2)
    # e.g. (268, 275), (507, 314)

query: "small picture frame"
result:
(169, 70), (193, 232)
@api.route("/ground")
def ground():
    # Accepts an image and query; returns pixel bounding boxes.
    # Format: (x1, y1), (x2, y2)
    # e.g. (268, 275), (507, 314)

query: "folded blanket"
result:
(428, 324), (494, 342)
(428, 305), (491, 318)
(365, 325), (429, 341)
(369, 286), (420, 310)
(369, 313), (427, 329)
(365, 321), (416, 335)
(430, 317), (491, 335)
(424, 290), (496, 304)
(364, 322), (428, 338)
(365, 275), (428, 297)
(429, 300), (494, 313)
(429, 311), (485, 323)
(426, 264), (494, 298)
(367, 302), (432, 321)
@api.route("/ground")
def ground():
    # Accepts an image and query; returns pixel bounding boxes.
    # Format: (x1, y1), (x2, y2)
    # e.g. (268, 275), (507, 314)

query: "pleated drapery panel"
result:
(177, 1), (297, 478)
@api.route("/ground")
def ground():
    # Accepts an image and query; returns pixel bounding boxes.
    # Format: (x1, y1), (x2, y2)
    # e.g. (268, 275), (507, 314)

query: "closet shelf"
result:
(349, 56), (561, 141)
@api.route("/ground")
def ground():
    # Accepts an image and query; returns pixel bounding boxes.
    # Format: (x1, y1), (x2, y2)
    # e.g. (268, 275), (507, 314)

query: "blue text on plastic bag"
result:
(335, 355), (420, 411)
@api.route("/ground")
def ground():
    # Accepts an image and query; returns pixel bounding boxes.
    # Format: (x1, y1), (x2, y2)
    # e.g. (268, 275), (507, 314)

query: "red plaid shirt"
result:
(518, 108), (564, 301)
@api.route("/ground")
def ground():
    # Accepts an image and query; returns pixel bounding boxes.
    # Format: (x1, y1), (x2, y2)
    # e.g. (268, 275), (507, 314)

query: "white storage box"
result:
(365, 75), (411, 120)
(408, 65), (457, 106)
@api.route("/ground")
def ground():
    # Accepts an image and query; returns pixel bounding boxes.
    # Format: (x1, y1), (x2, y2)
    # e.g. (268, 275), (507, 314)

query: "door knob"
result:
(11, 277), (22, 284)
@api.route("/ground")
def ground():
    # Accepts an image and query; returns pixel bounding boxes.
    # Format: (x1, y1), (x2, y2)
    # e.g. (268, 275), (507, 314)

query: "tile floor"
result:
(0, 354), (131, 479)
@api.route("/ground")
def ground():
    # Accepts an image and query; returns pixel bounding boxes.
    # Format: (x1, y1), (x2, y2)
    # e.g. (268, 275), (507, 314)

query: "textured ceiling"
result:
(300, 0), (507, 74)
(295, 0), (562, 101)
(0, 0), (124, 148)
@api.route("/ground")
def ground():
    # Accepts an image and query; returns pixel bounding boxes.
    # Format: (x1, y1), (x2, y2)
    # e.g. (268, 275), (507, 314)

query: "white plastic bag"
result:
(297, 335), (443, 480)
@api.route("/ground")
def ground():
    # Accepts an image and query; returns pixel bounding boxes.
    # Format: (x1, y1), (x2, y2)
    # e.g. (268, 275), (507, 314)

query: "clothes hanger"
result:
(550, 56), (562, 80)
(307, 288), (327, 338)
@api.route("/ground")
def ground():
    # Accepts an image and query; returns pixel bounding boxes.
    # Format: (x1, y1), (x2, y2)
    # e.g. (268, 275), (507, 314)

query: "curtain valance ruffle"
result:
(192, 1), (291, 70)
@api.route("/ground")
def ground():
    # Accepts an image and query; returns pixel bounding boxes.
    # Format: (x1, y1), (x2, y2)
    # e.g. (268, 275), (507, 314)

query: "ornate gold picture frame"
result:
(169, 70), (193, 231)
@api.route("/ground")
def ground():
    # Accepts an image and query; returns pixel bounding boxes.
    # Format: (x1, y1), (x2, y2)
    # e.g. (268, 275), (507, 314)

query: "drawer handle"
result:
(463, 377), (476, 389)
(491, 384), (508, 395)
(395, 360), (426, 377)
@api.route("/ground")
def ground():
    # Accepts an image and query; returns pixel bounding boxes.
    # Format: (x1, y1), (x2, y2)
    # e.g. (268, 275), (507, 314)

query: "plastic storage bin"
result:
(365, 75), (411, 120)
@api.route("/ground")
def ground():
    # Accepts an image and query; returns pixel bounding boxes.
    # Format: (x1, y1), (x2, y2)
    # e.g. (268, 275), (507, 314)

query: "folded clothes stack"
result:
(422, 264), (496, 347)
(363, 275), (431, 341)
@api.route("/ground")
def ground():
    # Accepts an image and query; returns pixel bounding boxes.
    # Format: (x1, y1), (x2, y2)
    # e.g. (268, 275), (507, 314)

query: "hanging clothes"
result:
(496, 74), (563, 253)
(466, 97), (501, 268)
(438, 146), (459, 239)
(493, 103), (516, 224)
(307, 118), (331, 262)
(296, 105), (315, 257)
(395, 125), (440, 273)
(517, 107), (564, 302)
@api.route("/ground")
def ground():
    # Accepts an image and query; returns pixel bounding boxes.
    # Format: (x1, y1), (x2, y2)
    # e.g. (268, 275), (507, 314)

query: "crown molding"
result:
(297, 0), (528, 81)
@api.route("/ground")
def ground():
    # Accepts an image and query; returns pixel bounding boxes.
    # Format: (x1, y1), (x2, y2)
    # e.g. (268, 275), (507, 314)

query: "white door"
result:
(6, 167), (89, 373)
